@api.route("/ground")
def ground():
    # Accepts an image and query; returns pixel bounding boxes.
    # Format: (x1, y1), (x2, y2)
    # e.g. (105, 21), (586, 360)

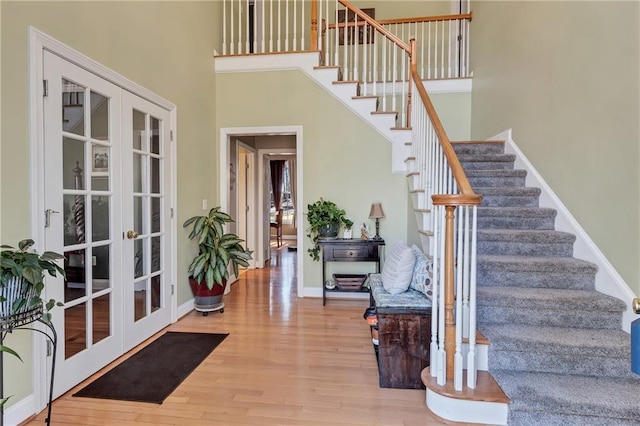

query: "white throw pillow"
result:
(410, 244), (434, 300)
(381, 241), (415, 294)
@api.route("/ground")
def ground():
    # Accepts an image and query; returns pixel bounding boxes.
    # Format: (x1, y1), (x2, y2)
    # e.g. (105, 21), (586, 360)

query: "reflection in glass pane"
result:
(134, 239), (144, 279)
(151, 117), (160, 154)
(63, 138), (85, 190)
(150, 157), (160, 194)
(90, 92), (109, 140)
(92, 293), (111, 345)
(134, 196), (143, 234)
(134, 283), (147, 321)
(65, 302), (87, 359)
(64, 249), (86, 303)
(92, 144), (109, 175)
(92, 196), (110, 242)
(151, 275), (161, 312)
(133, 109), (145, 150)
(64, 194), (86, 246)
(151, 197), (161, 233)
(92, 245), (110, 293)
(151, 236), (161, 273)
(62, 79), (85, 135)
(133, 153), (144, 193)
(91, 176), (109, 191)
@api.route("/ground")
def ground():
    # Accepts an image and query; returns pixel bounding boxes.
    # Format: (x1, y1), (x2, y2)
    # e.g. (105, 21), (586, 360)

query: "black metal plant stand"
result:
(0, 305), (58, 426)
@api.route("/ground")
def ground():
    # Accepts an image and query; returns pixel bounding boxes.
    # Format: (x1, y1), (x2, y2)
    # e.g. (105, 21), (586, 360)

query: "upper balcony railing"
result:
(220, 0), (472, 83)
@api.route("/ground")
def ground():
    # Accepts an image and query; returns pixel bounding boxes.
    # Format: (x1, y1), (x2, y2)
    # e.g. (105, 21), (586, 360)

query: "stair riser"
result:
(478, 241), (573, 257)
(477, 306), (622, 330)
(453, 143), (505, 156)
(468, 176), (526, 188)
(508, 411), (640, 426)
(461, 161), (515, 171)
(477, 216), (555, 230)
(476, 270), (595, 290)
(489, 351), (636, 379)
(480, 194), (539, 207)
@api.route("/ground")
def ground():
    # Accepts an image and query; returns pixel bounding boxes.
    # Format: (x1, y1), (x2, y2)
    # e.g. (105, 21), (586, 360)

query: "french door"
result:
(42, 50), (173, 397)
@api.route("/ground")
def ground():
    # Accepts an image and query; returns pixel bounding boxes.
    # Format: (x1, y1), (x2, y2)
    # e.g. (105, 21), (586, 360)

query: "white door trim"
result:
(28, 27), (178, 420)
(219, 126), (304, 298)
(237, 142), (257, 269)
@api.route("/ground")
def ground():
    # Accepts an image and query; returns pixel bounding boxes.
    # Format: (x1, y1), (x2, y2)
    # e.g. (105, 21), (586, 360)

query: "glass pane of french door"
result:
(43, 51), (123, 398)
(122, 91), (172, 352)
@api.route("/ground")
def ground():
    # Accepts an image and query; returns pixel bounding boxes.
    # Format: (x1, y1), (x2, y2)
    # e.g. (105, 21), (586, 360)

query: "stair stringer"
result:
(492, 129), (637, 331)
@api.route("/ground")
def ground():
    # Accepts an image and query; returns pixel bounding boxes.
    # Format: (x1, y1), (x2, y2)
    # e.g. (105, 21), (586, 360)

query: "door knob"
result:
(126, 230), (139, 239)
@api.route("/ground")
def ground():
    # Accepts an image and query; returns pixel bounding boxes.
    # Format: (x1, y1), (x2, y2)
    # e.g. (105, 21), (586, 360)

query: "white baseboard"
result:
(426, 388), (508, 425)
(4, 394), (36, 426)
(490, 129), (638, 332)
(177, 299), (194, 319)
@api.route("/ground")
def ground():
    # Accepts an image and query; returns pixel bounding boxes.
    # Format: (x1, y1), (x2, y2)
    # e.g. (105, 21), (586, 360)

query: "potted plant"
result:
(305, 198), (353, 261)
(183, 207), (253, 316)
(0, 239), (64, 324)
(0, 239), (64, 406)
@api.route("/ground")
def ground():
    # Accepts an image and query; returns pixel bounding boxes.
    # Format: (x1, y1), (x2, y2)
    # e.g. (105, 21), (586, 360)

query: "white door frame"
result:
(236, 142), (256, 268)
(219, 126), (304, 297)
(27, 27), (177, 421)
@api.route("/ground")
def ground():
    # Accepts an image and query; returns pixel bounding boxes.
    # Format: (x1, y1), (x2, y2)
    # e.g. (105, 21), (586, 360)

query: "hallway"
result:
(27, 242), (455, 425)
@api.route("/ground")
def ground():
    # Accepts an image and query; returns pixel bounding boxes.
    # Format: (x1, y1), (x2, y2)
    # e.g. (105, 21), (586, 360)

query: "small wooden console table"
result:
(318, 238), (385, 306)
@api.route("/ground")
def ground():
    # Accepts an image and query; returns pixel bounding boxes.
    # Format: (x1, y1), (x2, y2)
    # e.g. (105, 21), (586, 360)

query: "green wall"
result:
(470, 1), (640, 294)
(1, 0), (220, 407)
(215, 69), (408, 289)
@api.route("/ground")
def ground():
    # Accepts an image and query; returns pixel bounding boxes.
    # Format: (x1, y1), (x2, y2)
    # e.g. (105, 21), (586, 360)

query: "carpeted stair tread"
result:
(479, 324), (630, 357)
(458, 153), (516, 163)
(476, 187), (541, 207)
(452, 143), (505, 155)
(477, 255), (597, 273)
(476, 286), (625, 312)
(477, 229), (575, 243)
(466, 169), (527, 178)
(467, 171), (528, 188)
(478, 207), (556, 218)
(479, 324), (635, 378)
(490, 370), (640, 424)
(477, 229), (575, 257)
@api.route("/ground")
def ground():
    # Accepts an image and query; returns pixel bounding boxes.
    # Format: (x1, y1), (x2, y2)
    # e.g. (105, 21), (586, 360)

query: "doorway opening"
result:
(219, 126), (303, 297)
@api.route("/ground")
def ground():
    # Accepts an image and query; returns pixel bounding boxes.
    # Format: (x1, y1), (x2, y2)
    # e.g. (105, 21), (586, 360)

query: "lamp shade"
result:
(368, 202), (386, 219)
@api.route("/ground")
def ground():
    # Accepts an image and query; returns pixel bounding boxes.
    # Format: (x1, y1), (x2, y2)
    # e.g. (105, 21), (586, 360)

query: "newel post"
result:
(311, 0), (318, 51)
(443, 205), (456, 379)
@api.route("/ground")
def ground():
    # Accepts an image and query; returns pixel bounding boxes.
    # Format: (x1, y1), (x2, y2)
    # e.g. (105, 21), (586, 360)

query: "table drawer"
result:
(330, 247), (372, 260)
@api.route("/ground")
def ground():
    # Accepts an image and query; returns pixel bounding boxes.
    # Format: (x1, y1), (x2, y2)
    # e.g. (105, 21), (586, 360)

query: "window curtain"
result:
(270, 160), (285, 212)
(288, 159), (297, 228)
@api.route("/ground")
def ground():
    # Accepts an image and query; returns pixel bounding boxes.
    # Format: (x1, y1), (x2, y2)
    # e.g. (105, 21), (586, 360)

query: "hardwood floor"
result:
(25, 239), (463, 426)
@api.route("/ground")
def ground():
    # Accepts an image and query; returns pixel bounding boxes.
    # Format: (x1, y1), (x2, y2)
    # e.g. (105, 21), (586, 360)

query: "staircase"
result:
(454, 140), (640, 425)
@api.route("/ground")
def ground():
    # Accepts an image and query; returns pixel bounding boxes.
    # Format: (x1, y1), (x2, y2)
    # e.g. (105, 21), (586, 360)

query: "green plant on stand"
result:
(305, 198), (353, 261)
(0, 238), (65, 406)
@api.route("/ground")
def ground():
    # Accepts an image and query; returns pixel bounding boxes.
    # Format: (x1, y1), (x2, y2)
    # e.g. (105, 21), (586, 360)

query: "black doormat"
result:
(73, 332), (228, 404)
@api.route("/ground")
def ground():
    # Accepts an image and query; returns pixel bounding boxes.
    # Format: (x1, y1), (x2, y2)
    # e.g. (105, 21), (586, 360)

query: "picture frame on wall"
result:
(337, 8), (375, 45)
(92, 145), (109, 176)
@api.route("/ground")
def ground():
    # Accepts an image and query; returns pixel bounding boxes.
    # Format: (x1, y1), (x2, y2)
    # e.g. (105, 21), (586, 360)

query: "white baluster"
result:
(269, 0), (273, 52)
(277, 0), (281, 52)
(230, 0), (235, 54)
(238, 0), (243, 54)
(285, 0), (289, 51)
(440, 19), (445, 79)
(223, 0), (227, 55)
(447, 20), (452, 78)
(246, 0), (250, 53)
(261, 0), (266, 53)
(467, 205), (478, 388)
(454, 206), (464, 391)
(353, 13), (358, 82)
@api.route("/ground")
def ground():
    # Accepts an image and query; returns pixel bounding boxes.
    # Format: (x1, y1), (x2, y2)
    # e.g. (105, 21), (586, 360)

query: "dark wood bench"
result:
(368, 273), (432, 389)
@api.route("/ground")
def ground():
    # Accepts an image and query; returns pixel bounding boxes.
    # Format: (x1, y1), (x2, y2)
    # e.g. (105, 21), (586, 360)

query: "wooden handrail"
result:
(328, 12), (473, 29)
(377, 12), (472, 26)
(337, 0), (411, 53)
(410, 61), (478, 199)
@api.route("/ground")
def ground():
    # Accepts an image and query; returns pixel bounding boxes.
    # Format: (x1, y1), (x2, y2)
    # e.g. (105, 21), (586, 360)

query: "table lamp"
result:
(368, 202), (385, 240)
